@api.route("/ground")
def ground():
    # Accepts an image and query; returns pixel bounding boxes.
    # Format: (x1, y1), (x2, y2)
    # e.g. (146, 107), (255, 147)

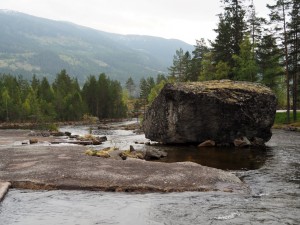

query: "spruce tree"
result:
(212, 0), (247, 79)
(168, 48), (191, 82)
(190, 39), (210, 81)
(125, 77), (136, 98)
(268, 0), (292, 122)
(287, 0), (300, 121)
(257, 34), (284, 91)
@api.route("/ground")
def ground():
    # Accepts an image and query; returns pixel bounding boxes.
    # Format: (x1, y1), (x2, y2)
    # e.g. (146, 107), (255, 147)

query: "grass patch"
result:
(274, 112), (300, 131)
(275, 112), (300, 125)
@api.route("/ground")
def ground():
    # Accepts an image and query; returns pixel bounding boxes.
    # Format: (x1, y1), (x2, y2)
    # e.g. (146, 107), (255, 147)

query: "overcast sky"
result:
(0, 0), (274, 45)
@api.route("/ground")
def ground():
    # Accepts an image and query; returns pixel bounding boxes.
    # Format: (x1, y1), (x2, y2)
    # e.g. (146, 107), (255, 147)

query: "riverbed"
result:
(0, 125), (299, 224)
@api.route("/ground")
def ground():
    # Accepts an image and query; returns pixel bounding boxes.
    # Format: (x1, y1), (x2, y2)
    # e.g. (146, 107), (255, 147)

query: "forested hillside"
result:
(0, 10), (193, 83)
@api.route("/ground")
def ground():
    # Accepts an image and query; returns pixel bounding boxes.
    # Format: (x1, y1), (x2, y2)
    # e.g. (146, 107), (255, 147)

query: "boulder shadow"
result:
(149, 145), (269, 171)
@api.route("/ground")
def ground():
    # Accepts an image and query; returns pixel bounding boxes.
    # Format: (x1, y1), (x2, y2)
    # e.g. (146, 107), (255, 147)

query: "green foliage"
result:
(52, 69), (86, 121)
(257, 34), (284, 89)
(190, 39), (210, 81)
(212, 0), (247, 79)
(232, 36), (258, 81)
(168, 48), (192, 82)
(0, 70), (128, 122)
(81, 73), (127, 119)
(82, 114), (99, 124)
(199, 54), (230, 81)
(170, 0), (298, 122)
(125, 77), (136, 98)
(148, 80), (167, 104)
(139, 77), (155, 102)
(275, 112), (300, 124)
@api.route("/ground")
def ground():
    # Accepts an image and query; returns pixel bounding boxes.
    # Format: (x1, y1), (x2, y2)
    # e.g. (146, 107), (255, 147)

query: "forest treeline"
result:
(0, 70), (127, 122)
(142, 0), (299, 123)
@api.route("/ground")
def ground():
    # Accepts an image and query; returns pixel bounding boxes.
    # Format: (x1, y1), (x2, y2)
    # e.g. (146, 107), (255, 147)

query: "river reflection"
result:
(152, 145), (269, 170)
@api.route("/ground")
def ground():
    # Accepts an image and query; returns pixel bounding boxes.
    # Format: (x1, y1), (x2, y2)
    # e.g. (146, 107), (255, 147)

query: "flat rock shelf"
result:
(0, 130), (248, 194)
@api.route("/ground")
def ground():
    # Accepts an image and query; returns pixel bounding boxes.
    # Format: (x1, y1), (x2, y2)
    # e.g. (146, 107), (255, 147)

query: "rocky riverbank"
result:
(0, 129), (248, 194)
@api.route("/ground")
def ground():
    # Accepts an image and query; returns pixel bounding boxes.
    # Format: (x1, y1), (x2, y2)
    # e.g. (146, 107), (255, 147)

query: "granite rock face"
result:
(143, 80), (277, 145)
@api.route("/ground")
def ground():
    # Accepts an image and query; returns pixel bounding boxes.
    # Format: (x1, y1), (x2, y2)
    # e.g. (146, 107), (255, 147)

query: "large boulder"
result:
(143, 80), (277, 145)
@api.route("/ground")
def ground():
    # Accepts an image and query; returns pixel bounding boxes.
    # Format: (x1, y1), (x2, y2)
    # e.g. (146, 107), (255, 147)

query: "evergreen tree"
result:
(257, 34), (284, 91)
(109, 80), (127, 118)
(125, 77), (136, 98)
(22, 87), (41, 121)
(199, 53), (230, 81)
(31, 74), (40, 91)
(199, 52), (216, 81)
(233, 35), (258, 81)
(97, 73), (110, 118)
(139, 77), (155, 101)
(39, 77), (54, 102)
(268, 0), (292, 122)
(156, 74), (167, 84)
(287, 0), (300, 120)
(52, 69), (85, 121)
(82, 75), (99, 117)
(1, 87), (10, 121)
(247, 0), (267, 51)
(168, 48), (191, 82)
(190, 39), (210, 81)
(0, 72), (127, 122)
(212, 0), (247, 79)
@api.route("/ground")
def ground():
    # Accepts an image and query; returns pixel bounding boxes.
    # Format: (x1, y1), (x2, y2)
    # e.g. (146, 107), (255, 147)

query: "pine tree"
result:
(190, 39), (210, 81)
(199, 52), (216, 81)
(125, 77), (136, 98)
(247, 0), (267, 51)
(257, 34), (284, 91)
(168, 48), (191, 82)
(233, 35), (258, 81)
(82, 75), (99, 117)
(212, 0), (247, 79)
(268, 0), (292, 122)
(287, 0), (300, 121)
(97, 73), (109, 118)
(1, 87), (10, 121)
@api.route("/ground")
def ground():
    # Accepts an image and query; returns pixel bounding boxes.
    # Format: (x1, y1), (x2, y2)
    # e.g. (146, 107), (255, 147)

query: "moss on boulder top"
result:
(172, 80), (274, 104)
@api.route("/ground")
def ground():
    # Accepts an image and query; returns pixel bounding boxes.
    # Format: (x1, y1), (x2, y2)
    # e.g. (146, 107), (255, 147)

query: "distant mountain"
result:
(0, 10), (193, 83)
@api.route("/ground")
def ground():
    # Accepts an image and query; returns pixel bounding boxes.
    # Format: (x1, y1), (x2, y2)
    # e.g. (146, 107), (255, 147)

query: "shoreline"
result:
(0, 129), (248, 196)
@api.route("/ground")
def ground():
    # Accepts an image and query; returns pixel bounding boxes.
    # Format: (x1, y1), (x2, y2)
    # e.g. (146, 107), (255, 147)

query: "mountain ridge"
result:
(0, 10), (193, 83)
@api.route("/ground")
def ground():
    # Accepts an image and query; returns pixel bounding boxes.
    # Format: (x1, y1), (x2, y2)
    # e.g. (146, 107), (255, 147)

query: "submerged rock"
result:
(144, 148), (167, 160)
(143, 80), (277, 145)
(233, 137), (251, 147)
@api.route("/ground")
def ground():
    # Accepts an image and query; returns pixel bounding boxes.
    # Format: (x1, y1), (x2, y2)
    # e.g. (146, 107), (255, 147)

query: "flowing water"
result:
(0, 124), (299, 225)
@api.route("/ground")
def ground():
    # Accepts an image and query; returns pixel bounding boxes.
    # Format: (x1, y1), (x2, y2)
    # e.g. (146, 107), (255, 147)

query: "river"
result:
(0, 125), (299, 225)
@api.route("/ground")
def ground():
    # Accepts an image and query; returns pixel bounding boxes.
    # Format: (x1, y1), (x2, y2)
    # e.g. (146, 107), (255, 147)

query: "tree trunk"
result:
(283, 4), (290, 123)
(293, 30), (298, 121)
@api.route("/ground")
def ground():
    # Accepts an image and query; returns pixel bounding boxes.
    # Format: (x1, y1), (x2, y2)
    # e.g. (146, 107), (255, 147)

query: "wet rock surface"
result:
(0, 182), (11, 202)
(143, 80), (277, 145)
(0, 130), (247, 193)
